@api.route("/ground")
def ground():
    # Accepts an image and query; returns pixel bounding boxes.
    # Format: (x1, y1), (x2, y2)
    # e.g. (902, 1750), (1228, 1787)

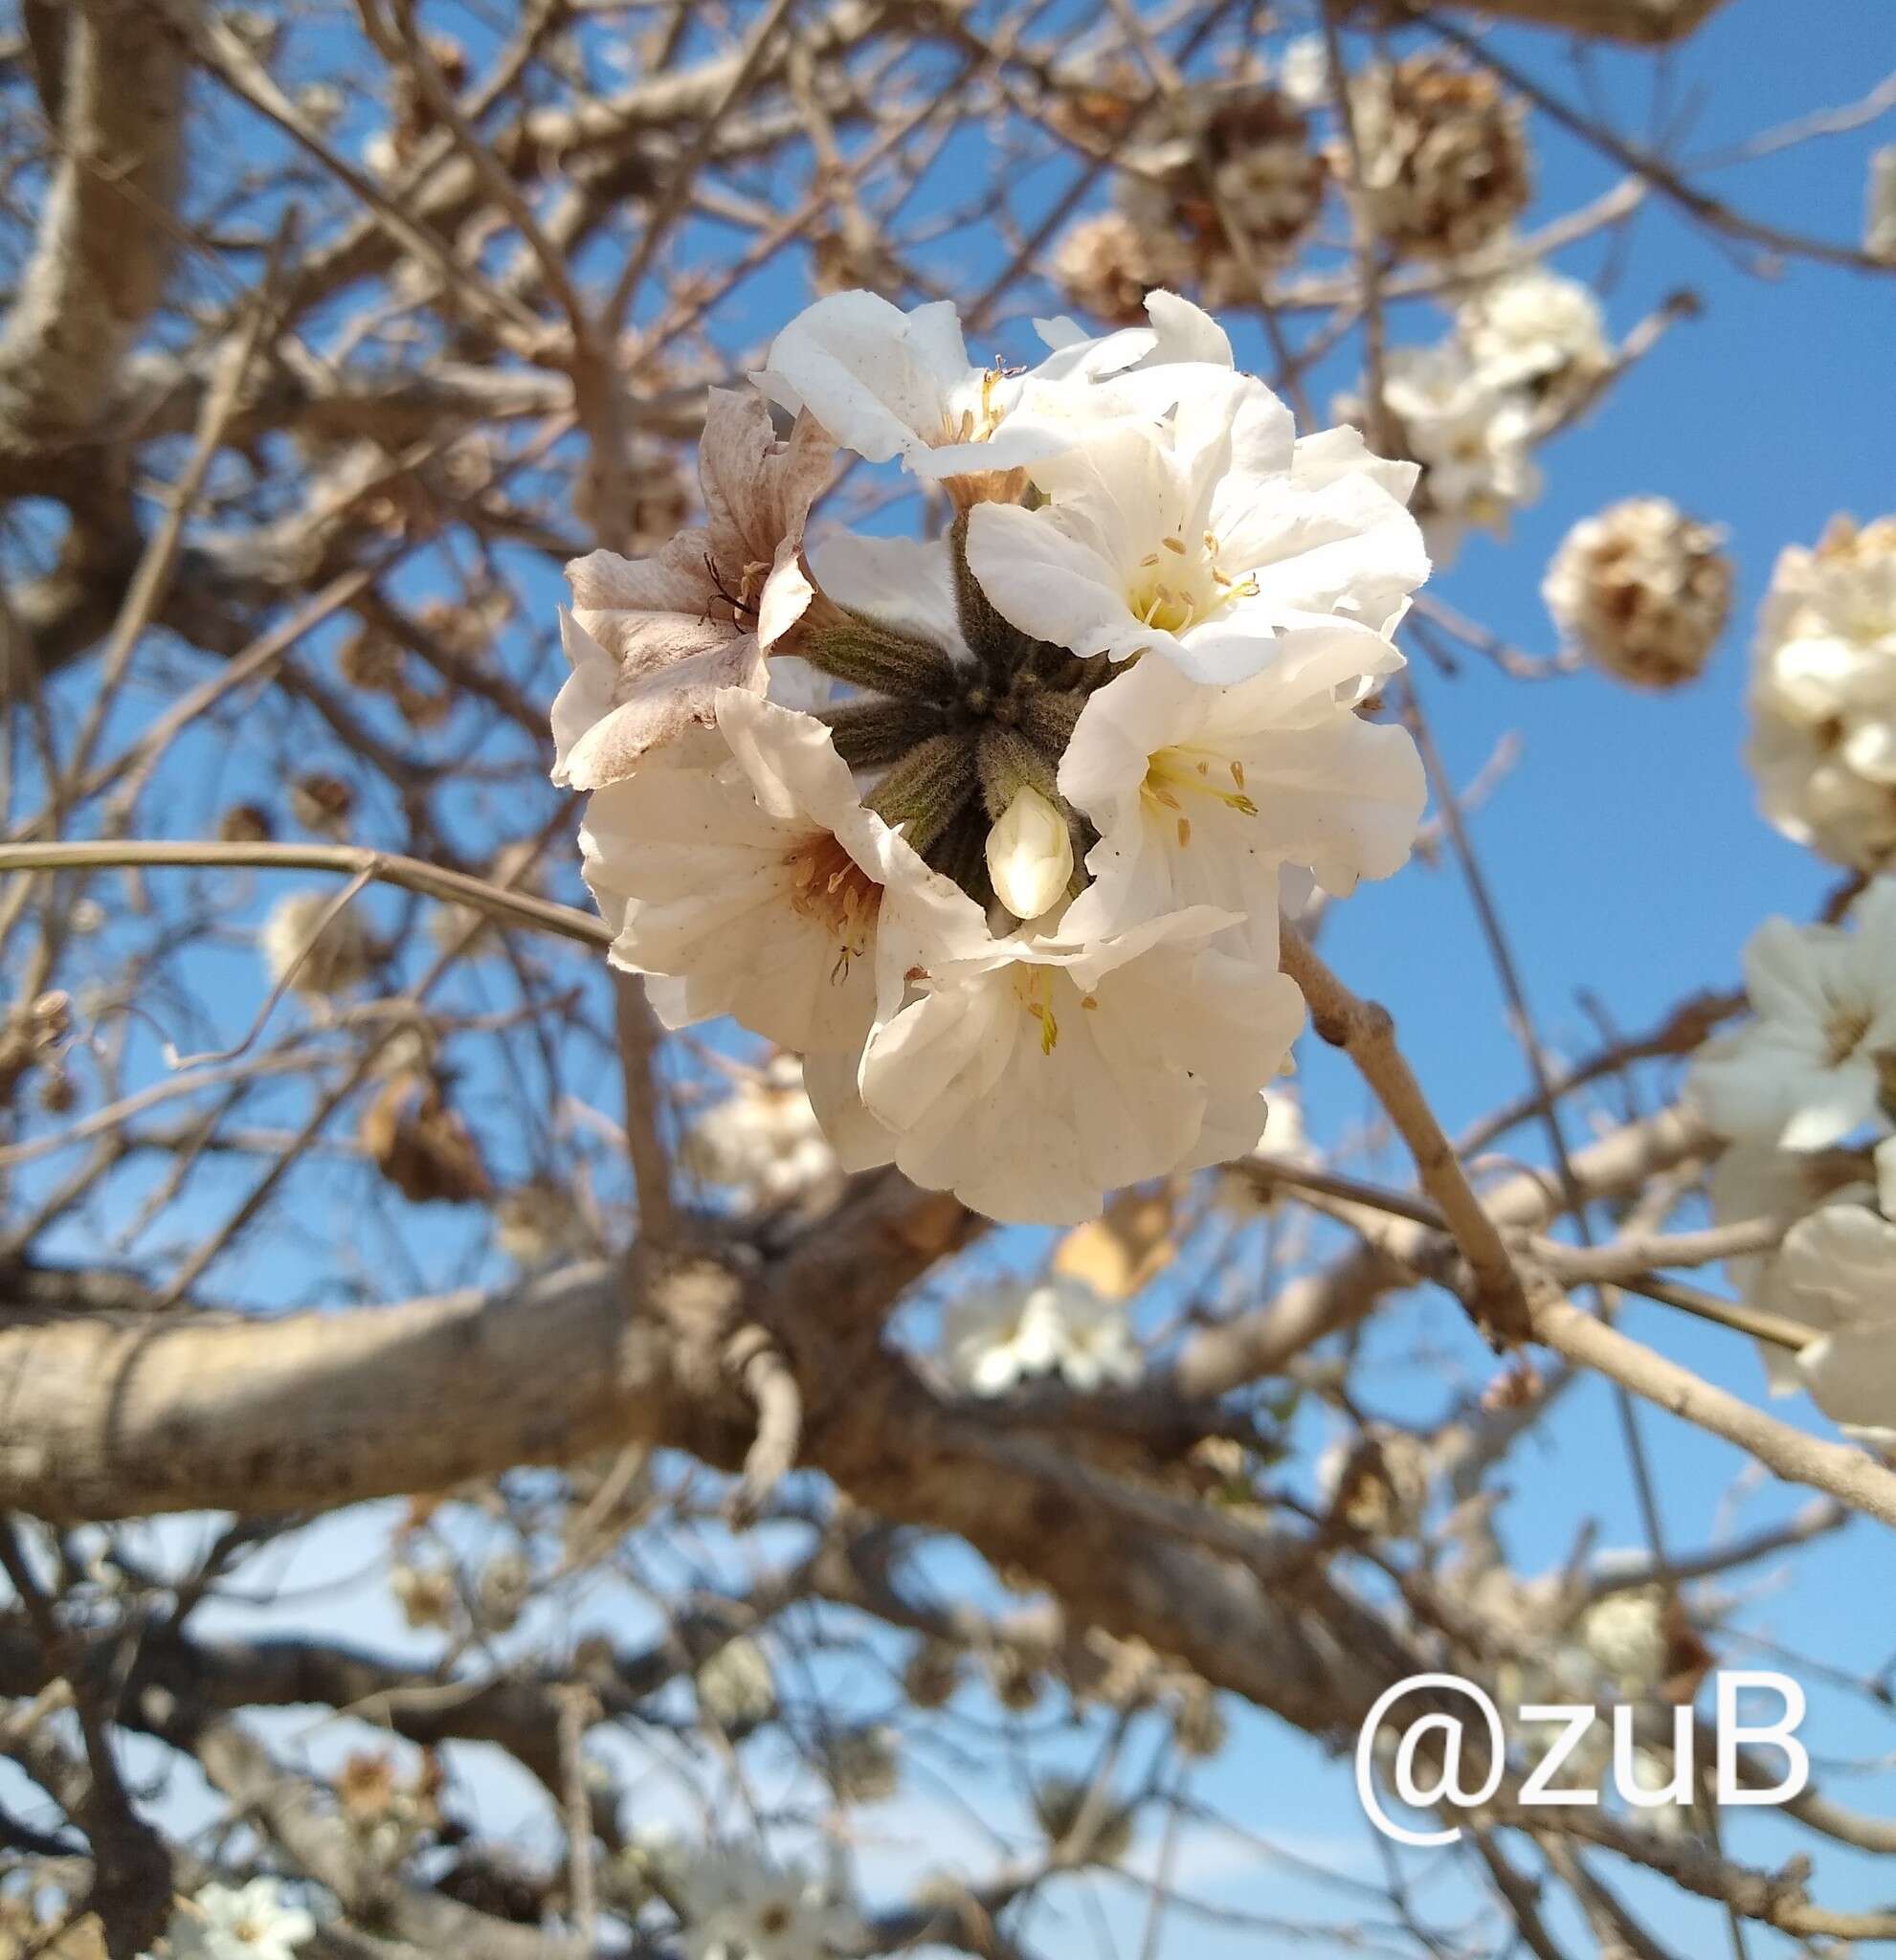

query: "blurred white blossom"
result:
(1747, 516), (1896, 870)
(682, 1055), (840, 1210)
(942, 1276), (1140, 1393)
(675, 1847), (860, 1960)
(169, 1881), (314, 1960)
(1455, 264), (1608, 399)
(1689, 880), (1896, 1150)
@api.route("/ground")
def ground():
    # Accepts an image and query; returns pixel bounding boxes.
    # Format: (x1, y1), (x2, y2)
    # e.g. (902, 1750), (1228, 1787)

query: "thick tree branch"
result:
(0, 0), (194, 447)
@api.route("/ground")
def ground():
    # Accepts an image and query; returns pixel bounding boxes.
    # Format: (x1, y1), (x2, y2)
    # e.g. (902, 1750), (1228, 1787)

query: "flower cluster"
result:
(1350, 261), (1606, 564)
(557, 291), (1430, 1223)
(1690, 881), (1896, 1441)
(1544, 496), (1732, 689)
(1746, 515), (1896, 870)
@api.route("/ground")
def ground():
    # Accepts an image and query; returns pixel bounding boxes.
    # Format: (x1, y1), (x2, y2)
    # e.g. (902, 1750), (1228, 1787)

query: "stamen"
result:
(1143, 747), (1260, 823)
(1014, 967), (1061, 1055)
(785, 832), (882, 980)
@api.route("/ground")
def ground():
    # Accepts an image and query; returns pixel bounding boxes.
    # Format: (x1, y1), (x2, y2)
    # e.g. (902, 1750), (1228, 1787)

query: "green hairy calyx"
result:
(802, 516), (1109, 914)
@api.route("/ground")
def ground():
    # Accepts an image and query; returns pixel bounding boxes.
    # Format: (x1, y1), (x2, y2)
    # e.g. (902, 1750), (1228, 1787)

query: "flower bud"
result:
(986, 788), (1073, 922)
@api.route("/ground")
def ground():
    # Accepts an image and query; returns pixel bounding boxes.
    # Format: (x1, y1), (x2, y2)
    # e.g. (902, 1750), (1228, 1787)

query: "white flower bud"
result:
(986, 788), (1073, 922)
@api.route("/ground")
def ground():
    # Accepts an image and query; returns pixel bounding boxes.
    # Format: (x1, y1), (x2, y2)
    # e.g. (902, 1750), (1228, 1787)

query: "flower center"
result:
(758, 1904), (793, 1937)
(784, 833), (881, 977)
(1824, 1002), (1872, 1067)
(939, 358), (1016, 446)
(1126, 532), (1257, 638)
(1141, 747), (1259, 848)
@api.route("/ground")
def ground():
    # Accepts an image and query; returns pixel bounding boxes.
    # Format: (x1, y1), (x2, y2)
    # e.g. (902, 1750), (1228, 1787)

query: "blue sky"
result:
(8, 1), (1896, 1951)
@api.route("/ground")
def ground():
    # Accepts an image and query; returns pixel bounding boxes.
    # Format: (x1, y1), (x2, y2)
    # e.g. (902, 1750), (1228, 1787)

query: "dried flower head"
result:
(902, 1637), (962, 1710)
(820, 1723), (902, 1804)
(1343, 56), (1530, 262)
(695, 1635), (777, 1732)
(1053, 212), (1193, 327)
(289, 771), (355, 837)
(1031, 1773), (1136, 1865)
(1545, 497), (1732, 689)
(258, 892), (376, 999)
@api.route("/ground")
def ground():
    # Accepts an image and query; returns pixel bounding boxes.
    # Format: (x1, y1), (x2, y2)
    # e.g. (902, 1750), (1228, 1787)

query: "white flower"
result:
(1867, 145), (1896, 262)
(1687, 881), (1896, 1149)
(942, 1277), (1141, 1394)
(1544, 497), (1731, 690)
(986, 787), (1074, 922)
(757, 288), (1230, 494)
(1057, 616), (1426, 955)
(676, 1847), (860, 1960)
(859, 908), (1304, 1224)
(1750, 707), (1896, 872)
(170, 1880), (315, 1960)
(1782, 1202), (1896, 1446)
(579, 691), (985, 1056)
(1377, 342), (1540, 563)
(1577, 1588), (1667, 1695)
(1747, 516), (1896, 869)
(1455, 265), (1608, 396)
(682, 1054), (840, 1207)
(941, 1281), (1065, 1392)
(1711, 1142), (1875, 1395)
(1276, 34), (1329, 111)
(258, 891), (375, 999)
(553, 389), (830, 790)
(967, 368), (1427, 685)
(695, 1638), (777, 1730)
